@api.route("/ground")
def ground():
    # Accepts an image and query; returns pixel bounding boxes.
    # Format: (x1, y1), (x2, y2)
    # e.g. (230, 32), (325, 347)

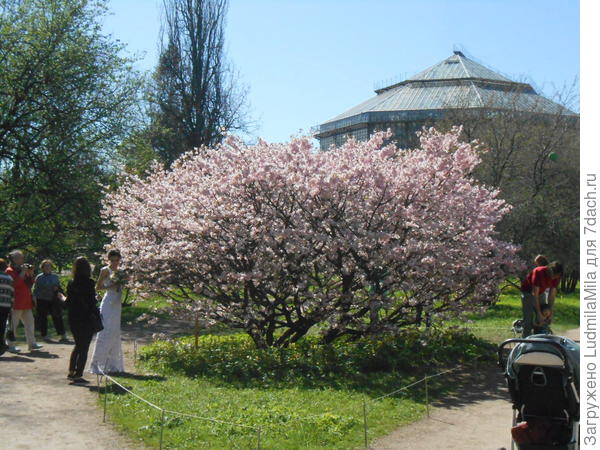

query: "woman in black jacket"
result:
(64, 256), (98, 382)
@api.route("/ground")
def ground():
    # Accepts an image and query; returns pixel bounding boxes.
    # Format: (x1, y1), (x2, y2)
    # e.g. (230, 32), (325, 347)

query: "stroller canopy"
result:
(506, 334), (580, 386)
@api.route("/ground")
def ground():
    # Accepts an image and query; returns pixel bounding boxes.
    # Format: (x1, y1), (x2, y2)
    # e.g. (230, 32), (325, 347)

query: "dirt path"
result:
(0, 315), (192, 450)
(0, 341), (139, 449)
(373, 328), (580, 450)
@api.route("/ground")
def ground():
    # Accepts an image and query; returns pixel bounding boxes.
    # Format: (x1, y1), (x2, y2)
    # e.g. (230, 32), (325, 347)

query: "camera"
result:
(22, 263), (32, 270)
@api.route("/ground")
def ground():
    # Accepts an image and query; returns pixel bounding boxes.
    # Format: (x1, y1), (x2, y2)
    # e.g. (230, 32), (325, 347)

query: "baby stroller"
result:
(498, 335), (580, 450)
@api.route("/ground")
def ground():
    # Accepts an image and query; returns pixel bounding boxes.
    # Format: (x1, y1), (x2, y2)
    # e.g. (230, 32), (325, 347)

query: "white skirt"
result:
(89, 288), (124, 374)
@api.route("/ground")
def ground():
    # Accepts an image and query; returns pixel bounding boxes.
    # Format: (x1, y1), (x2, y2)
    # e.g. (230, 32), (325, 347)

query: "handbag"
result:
(89, 306), (104, 333)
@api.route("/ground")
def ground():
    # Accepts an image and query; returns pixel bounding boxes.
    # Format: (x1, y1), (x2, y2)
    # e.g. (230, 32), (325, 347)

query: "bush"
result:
(139, 327), (496, 384)
(107, 128), (519, 348)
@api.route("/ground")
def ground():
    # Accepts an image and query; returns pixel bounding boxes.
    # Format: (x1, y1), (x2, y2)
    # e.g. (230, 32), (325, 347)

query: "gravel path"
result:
(373, 328), (580, 450)
(0, 340), (140, 450)
(0, 316), (192, 450)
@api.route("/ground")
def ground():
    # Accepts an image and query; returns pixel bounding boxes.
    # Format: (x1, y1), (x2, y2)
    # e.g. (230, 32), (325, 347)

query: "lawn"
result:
(100, 328), (496, 449)
(11, 284), (578, 449)
(454, 284), (580, 343)
(103, 373), (428, 449)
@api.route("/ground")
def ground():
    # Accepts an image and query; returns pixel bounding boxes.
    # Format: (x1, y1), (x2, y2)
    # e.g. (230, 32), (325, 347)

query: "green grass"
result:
(453, 285), (580, 343)
(104, 374), (427, 449)
(101, 327), (494, 449)
(120, 292), (170, 325)
(95, 285), (580, 449)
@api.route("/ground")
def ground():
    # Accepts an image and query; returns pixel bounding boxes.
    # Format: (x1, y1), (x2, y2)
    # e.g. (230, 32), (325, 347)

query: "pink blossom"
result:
(103, 127), (521, 347)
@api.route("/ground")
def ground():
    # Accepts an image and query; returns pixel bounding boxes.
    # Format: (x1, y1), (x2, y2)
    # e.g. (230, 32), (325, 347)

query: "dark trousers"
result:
(0, 307), (10, 348)
(69, 328), (93, 376)
(521, 292), (535, 338)
(36, 298), (65, 336)
(5, 311), (15, 341)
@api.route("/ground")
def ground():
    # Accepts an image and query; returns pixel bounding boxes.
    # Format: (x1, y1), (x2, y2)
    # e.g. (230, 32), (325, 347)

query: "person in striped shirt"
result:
(0, 258), (14, 356)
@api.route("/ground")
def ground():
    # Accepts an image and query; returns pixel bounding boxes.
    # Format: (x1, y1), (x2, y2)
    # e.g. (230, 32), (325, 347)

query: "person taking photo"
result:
(5, 250), (43, 352)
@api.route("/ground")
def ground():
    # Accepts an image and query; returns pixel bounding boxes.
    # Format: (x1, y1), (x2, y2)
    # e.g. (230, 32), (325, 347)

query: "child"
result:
(534, 254), (549, 267)
(533, 303), (552, 335)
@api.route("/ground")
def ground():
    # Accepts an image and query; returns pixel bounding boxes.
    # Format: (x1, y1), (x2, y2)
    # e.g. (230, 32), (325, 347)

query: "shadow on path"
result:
(0, 354), (34, 363)
(429, 363), (508, 410)
(25, 350), (60, 359)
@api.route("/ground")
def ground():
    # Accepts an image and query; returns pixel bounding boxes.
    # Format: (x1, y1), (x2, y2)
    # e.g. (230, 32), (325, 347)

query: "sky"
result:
(103, 0), (580, 143)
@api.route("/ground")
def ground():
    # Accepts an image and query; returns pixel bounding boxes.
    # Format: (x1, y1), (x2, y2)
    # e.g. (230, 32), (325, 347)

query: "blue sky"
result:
(104, 0), (580, 143)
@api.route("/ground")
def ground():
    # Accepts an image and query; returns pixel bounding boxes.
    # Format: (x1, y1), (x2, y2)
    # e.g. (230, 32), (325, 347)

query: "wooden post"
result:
(425, 377), (430, 417)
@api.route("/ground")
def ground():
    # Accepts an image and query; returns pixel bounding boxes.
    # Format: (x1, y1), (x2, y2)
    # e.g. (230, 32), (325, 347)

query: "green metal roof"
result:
(318, 52), (577, 133)
(405, 51), (513, 84)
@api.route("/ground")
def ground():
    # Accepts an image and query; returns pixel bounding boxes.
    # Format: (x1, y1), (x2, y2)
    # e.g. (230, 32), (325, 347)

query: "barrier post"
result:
(103, 376), (109, 423)
(363, 400), (369, 448)
(96, 374), (101, 399)
(159, 409), (166, 450)
(425, 376), (429, 417)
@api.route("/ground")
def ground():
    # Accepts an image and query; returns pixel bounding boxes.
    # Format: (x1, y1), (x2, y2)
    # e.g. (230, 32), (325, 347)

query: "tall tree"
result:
(0, 0), (141, 264)
(437, 84), (580, 290)
(149, 0), (250, 166)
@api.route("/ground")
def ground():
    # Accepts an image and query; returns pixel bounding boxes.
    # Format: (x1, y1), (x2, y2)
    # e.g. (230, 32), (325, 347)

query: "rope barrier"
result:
(100, 332), (505, 450)
(98, 368), (263, 449)
(371, 378), (428, 402)
(370, 363), (470, 403)
(100, 371), (162, 410)
(362, 355), (486, 448)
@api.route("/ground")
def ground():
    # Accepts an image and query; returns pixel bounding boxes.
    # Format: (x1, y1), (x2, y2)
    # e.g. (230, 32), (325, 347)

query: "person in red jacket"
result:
(6, 250), (43, 352)
(520, 260), (563, 337)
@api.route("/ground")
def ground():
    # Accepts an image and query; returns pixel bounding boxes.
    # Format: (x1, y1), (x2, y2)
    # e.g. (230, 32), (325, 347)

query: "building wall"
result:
(318, 119), (435, 151)
(318, 127), (369, 151)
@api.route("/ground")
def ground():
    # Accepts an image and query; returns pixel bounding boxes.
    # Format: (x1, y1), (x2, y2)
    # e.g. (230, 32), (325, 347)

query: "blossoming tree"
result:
(104, 127), (520, 348)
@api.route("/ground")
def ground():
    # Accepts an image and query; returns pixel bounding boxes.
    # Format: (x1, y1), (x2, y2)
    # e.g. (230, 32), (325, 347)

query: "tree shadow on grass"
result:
(114, 373), (167, 382)
(198, 357), (507, 409)
(85, 381), (135, 396)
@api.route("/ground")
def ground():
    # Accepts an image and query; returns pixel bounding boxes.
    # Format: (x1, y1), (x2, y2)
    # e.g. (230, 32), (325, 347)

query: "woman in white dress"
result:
(89, 249), (124, 374)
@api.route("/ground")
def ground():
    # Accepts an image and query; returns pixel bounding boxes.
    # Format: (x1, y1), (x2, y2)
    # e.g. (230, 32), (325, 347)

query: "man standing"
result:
(0, 258), (14, 356)
(6, 250), (43, 352)
(520, 261), (563, 337)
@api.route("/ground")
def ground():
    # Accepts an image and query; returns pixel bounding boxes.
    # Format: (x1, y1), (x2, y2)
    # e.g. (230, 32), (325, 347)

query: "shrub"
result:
(105, 127), (520, 347)
(139, 327), (495, 385)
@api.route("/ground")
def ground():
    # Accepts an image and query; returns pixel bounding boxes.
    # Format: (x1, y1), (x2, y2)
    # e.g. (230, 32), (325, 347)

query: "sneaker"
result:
(29, 343), (44, 351)
(72, 377), (89, 384)
(59, 335), (70, 343)
(8, 345), (21, 353)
